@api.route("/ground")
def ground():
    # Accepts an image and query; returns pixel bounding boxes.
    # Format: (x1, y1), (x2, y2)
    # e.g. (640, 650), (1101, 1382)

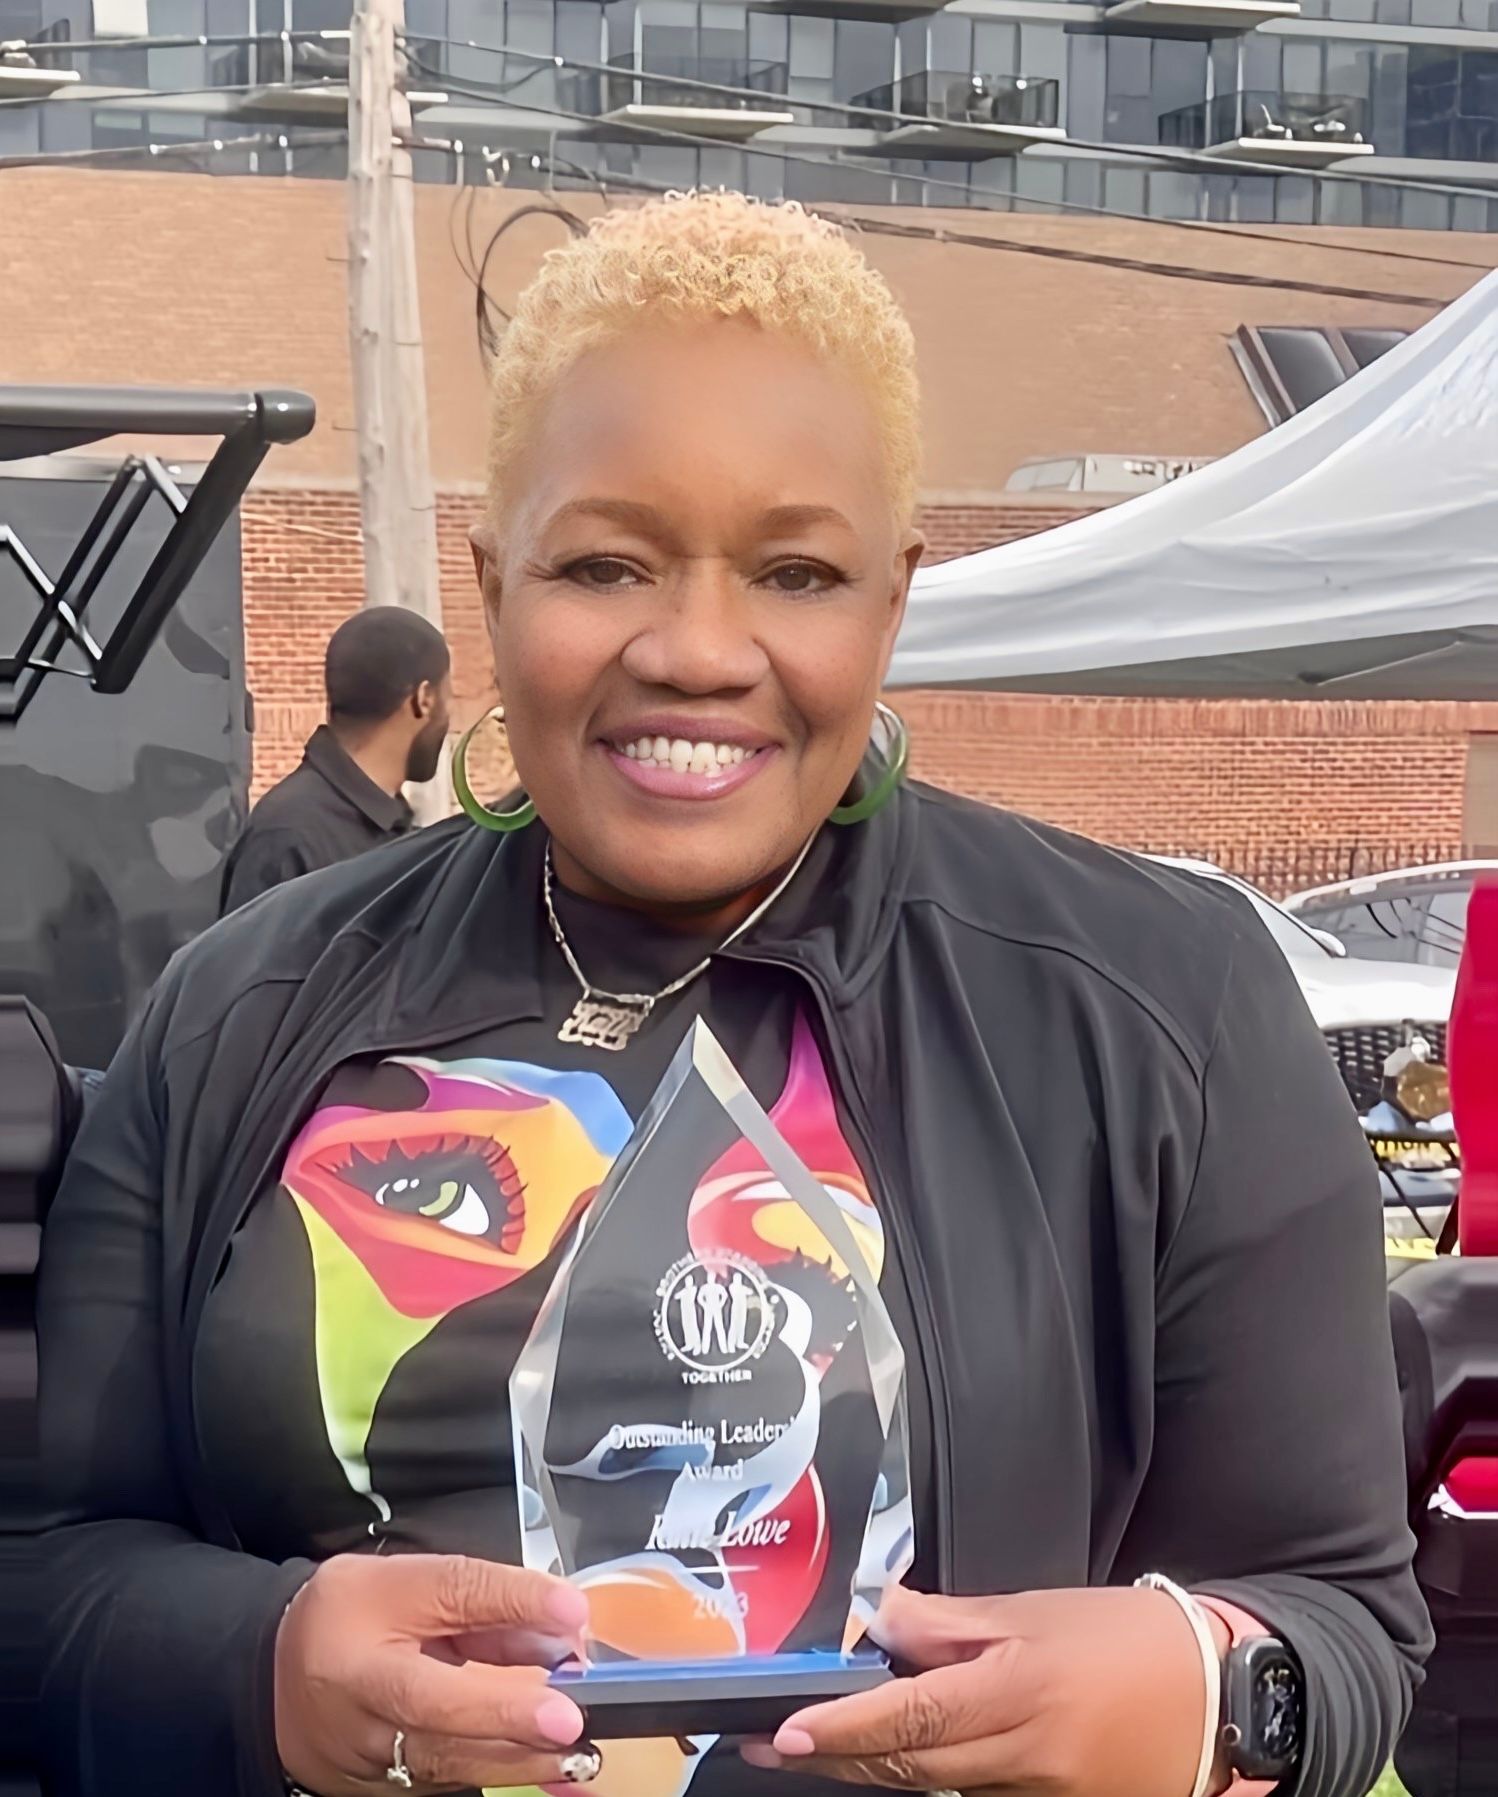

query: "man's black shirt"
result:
(219, 725), (413, 915)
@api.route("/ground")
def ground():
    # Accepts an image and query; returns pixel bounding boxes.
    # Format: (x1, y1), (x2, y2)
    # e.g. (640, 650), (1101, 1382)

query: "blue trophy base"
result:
(547, 1648), (891, 1739)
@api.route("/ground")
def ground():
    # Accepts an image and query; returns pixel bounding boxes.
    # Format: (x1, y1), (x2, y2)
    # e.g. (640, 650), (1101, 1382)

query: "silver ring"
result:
(559, 1745), (603, 1784)
(385, 1727), (414, 1789)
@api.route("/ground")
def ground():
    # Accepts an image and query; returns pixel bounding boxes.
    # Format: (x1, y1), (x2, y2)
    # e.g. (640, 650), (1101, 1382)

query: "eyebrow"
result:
(540, 499), (857, 537)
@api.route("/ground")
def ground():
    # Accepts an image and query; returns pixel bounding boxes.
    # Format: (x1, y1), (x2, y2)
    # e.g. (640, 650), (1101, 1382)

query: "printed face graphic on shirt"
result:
(280, 1058), (633, 1513)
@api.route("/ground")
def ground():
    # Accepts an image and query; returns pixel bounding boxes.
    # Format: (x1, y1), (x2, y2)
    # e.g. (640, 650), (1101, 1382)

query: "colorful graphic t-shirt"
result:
(197, 879), (932, 1797)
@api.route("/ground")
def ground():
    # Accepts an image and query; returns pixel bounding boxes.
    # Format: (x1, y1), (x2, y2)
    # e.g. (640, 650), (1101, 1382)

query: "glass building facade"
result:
(2, 0), (1496, 228)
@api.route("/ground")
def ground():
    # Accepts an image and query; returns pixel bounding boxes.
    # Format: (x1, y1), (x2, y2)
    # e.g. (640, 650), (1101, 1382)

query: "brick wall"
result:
(900, 690), (1483, 894)
(243, 485), (1487, 895)
(920, 501), (1102, 562)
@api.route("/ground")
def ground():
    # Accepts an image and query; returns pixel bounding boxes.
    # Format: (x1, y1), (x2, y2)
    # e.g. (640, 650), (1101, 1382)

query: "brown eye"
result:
(768, 562), (831, 594)
(575, 558), (640, 589)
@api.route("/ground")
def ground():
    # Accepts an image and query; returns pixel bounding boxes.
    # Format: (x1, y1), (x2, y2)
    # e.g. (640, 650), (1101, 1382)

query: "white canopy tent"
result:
(890, 269), (1498, 700)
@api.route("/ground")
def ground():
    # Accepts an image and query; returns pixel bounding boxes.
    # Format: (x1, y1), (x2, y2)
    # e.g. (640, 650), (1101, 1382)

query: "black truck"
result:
(1, 383), (313, 1791)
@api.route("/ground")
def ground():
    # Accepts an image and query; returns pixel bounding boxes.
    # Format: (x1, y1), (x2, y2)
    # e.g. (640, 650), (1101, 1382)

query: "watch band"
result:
(1135, 1574), (1222, 1797)
(1193, 1597), (1279, 1796)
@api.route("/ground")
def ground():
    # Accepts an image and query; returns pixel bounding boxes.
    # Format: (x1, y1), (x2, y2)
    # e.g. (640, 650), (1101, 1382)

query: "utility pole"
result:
(347, 0), (441, 627)
(347, 0), (453, 819)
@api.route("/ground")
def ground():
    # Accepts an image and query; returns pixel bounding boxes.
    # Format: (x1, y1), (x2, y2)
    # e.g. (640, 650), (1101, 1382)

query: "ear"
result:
(878, 527), (925, 678)
(470, 521), (504, 663)
(411, 678), (437, 721)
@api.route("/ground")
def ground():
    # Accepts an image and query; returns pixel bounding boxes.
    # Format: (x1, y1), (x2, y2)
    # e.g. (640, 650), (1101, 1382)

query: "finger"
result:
(379, 1555), (590, 1643)
(370, 1653), (586, 1750)
(740, 1736), (1025, 1791)
(869, 1588), (1012, 1669)
(435, 1625), (582, 1669)
(775, 1654), (1022, 1760)
(397, 1732), (602, 1792)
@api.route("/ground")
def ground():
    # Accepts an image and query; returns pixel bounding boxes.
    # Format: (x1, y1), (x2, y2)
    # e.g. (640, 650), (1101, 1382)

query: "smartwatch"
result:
(1221, 1635), (1305, 1784)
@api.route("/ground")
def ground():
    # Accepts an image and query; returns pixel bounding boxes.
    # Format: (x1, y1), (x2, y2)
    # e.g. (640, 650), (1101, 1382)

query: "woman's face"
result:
(475, 319), (923, 914)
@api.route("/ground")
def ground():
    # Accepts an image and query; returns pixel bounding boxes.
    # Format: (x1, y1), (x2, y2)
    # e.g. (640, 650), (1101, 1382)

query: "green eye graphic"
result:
(342, 1138), (524, 1248)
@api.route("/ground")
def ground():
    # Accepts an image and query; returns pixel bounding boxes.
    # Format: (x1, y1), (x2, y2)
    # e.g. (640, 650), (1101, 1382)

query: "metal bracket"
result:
(1, 384), (315, 723)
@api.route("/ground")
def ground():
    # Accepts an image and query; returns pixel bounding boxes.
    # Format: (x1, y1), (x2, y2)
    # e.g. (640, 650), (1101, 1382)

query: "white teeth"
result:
(616, 735), (761, 776)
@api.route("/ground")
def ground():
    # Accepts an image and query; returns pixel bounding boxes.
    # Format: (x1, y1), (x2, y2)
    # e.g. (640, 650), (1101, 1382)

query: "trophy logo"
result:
(654, 1251), (776, 1380)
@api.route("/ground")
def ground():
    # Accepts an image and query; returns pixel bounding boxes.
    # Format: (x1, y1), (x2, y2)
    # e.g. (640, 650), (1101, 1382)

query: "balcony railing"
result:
(1159, 89), (1369, 151)
(208, 33), (353, 93)
(560, 55), (789, 118)
(854, 69), (1060, 130)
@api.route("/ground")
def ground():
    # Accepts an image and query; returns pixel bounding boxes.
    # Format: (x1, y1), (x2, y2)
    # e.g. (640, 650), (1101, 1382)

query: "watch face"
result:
(1229, 1639), (1304, 1779)
(1254, 1658), (1304, 1766)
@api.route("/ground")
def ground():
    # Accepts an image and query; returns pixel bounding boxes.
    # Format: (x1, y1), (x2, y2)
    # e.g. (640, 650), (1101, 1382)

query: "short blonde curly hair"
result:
(486, 190), (921, 523)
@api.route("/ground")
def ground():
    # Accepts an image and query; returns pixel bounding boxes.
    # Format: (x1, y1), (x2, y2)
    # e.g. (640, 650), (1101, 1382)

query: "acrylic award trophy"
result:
(511, 1019), (912, 1737)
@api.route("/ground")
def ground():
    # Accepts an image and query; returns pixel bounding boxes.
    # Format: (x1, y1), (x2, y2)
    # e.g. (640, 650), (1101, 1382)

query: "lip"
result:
(601, 742), (778, 802)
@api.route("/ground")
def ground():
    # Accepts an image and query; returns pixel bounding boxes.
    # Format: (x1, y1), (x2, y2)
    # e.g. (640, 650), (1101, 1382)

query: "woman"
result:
(40, 193), (1428, 1797)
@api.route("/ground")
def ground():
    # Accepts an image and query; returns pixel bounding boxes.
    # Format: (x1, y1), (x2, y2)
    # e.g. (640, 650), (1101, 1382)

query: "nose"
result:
(619, 561), (771, 695)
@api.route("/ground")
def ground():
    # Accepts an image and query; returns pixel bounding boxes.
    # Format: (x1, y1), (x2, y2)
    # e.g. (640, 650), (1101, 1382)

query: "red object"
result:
(1445, 1456), (1498, 1515)
(1446, 880), (1498, 1257)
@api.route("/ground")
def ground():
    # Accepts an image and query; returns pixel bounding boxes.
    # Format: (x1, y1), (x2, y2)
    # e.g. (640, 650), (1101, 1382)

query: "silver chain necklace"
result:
(542, 836), (814, 1052)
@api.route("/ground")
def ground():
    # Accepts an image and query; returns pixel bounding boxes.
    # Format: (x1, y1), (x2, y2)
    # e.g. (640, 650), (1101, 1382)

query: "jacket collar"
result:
(378, 785), (917, 1041)
(304, 724), (412, 833)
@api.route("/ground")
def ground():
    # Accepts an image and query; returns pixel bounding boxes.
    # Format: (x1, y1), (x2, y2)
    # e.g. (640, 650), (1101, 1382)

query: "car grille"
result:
(1323, 1022), (1447, 1115)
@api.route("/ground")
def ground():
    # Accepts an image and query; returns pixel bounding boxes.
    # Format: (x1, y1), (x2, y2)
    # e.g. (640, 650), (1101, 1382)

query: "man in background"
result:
(220, 606), (452, 915)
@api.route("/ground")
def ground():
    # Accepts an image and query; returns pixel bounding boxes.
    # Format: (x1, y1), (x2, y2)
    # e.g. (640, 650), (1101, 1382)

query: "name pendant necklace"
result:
(542, 836), (815, 1052)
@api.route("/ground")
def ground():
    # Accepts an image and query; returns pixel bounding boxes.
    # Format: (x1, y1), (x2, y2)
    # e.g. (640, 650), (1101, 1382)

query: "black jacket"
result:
(39, 784), (1431, 1797)
(219, 724), (414, 915)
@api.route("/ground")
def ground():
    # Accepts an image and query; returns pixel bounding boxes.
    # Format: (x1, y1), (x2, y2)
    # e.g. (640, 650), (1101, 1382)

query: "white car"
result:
(1284, 860), (1498, 972)
(1153, 858), (1457, 1239)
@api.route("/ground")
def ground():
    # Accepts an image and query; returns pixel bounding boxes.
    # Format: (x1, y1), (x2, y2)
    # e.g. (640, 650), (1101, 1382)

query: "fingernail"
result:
(771, 1726), (816, 1757)
(739, 1743), (784, 1770)
(537, 1696), (585, 1746)
(558, 1745), (602, 1784)
(547, 1585), (591, 1631)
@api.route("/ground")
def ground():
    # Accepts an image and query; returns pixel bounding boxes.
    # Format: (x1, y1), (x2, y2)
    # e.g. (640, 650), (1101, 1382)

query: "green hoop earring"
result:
(830, 701), (909, 826)
(453, 706), (537, 833)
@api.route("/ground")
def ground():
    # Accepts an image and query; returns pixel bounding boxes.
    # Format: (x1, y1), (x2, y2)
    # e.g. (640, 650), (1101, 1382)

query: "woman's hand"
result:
(741, 1585), (1225, 1797)
(275, 1552), (598, 1794)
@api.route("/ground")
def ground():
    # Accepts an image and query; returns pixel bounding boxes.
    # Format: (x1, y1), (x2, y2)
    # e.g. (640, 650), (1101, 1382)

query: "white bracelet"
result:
(1135, 1573), (1222, 1797)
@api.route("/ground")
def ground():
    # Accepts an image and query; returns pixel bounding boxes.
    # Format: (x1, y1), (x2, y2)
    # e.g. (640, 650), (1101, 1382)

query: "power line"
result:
(0, 125), (344, 170)
(508, 115), (1493, 277)
(6, 43), (1489, 291)
(10, 28), (346, 50)
(13, 20), (1496, 204)
(405, 76), (1469, 306)
(418, 132), (1466, 310)
(405, 34), (1498, 203)
(0, 77), (359, 109)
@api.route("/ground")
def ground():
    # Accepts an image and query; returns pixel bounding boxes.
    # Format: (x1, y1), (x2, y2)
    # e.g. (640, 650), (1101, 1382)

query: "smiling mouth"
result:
(607, 734), (768, 780)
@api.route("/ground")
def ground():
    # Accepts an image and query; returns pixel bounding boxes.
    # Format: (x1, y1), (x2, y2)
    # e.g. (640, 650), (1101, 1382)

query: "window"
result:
(1407, 45), (1498, 161)
(1294, 885), (1474, 968)
(1232, 324), (1409, 424)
